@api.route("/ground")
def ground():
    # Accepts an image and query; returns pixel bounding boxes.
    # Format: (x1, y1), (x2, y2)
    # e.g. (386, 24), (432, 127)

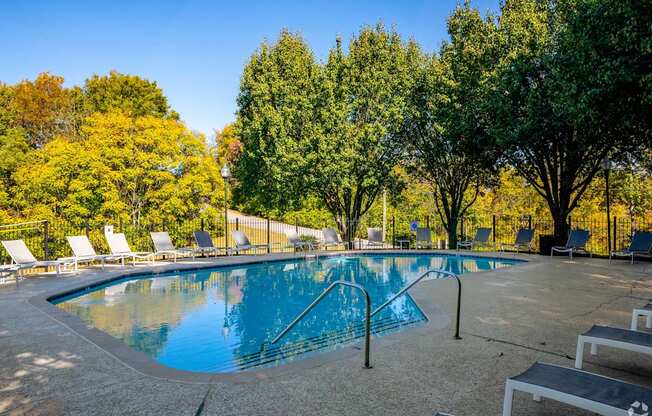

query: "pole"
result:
(382, 189), (387, 241)
(613, 216), (617, 252)
(267, 217), (271, 254)
(605, 167), (612, 255)
(43, 220), (49, 261)
(392, 216), (396, 248)
(224, 181), (228, 249)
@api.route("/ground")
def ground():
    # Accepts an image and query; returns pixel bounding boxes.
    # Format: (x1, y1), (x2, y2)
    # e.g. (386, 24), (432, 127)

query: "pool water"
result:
(53, 254), (519, 373)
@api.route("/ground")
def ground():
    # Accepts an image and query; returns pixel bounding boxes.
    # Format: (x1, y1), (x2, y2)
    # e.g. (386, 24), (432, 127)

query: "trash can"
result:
(539, 235), (555, 256)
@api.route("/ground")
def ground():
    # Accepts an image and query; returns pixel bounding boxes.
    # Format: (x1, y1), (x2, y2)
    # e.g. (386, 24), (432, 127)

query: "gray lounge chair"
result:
(503, 362), (652, 416)
(575, 325), (652, 369)
(610, 231), (652, 264)
(106, 233), (155, 266)
(550, 229), (591, 259)
(457, 227), (492, 250)
(284, 229), (314, 251)
(501, 229), (534, 253)
(631, 303), (652, 330)
(62, 235), (127, 269)
(416, 227), (433, 249)
(150, 231), (196, 261)
(231, 230), (270, 254)
(1, 240), (72, 276)
(366, 228), (384, 249)
(321, 228), (347, 250)
(192, 230), (224, 256)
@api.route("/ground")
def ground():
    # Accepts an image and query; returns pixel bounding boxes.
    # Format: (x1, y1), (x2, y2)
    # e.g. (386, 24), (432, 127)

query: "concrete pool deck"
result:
(1, 251), (651, 415)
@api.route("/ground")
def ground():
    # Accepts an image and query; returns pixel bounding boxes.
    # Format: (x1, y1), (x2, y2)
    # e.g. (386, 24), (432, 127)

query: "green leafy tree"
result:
(490, 0), (651, 243)
(405, 5), (500, 247)
(83, 71), (179, 119)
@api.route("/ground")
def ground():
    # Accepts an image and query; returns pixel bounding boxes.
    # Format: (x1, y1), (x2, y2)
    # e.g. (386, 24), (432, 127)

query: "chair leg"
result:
(647, 314), (652, 329)
(632, 313), (640, 330)
(502, 383), (514, 416)
(575, 338), (585, 369)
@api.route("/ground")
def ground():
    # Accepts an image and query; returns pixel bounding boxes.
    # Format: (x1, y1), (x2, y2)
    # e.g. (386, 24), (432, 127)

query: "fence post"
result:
(267, 217), (271, 254)
(119, 218), (123, 233)
(528, 215), (532, 230)
(201, 218), (205, 231)
(295, 219), (298, 234)
(492, 215), (496, 245)
(84, 218), (90, 238)
(426, 215), (430, 229)
(613, 216), (617, 252)
(461, 217), (465, 241)
(43, 220), (50, 261)
(235, 217), (239, 231)
(392, 216), (395, 248)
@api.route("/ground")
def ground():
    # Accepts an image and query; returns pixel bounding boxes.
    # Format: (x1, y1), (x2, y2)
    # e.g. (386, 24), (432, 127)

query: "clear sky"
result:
(1, 0), (499, 138)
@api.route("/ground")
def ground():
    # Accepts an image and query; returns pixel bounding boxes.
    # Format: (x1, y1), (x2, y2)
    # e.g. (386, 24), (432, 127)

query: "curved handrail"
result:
(371, 269), (462, 340)
(270, 280), (373, 368)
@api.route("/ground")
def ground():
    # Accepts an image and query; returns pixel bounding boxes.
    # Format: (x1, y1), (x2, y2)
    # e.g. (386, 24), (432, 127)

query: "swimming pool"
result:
(53, 253), (520, 373)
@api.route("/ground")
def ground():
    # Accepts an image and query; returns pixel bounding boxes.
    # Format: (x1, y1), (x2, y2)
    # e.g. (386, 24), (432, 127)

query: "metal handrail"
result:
(270, 280), (372, 368)
(370, 269), (462, 340)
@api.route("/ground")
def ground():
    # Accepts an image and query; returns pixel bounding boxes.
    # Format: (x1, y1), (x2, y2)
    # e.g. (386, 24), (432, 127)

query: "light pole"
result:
(221, 164), (231, 249)
(601, 156), (611, 254)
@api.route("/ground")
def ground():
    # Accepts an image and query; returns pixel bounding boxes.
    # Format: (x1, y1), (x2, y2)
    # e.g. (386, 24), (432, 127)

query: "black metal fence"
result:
(1, 213), (651, 264)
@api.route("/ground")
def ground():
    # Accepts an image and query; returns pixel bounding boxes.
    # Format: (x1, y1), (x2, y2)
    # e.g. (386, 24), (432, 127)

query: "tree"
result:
(405, 5), (500, 247)
(12, 111), (222, 226)
(213, 123), (242, 166)
(235, 26), (418, 242)
(490, 0), (651, 243)
(11, 72), (78, 147)
(83, 71), (179, 119)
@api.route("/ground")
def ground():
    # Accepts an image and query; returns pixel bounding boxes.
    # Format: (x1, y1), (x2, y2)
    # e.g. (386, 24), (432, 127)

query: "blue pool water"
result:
(54, 254), (520, 373)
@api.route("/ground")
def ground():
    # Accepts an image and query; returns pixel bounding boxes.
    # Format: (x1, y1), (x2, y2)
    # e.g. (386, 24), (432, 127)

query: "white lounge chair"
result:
(105, 233), (155, 266)
(62, 235), (128, 270)
(416, 227), (433, 249)
(231, 230), (270, 254)
(500, 229), (534, 253)
(192, 230), (224, 256)
(503, 362), (652, 416)
(457, 227), (492, 250)
(284, 229), (314, 251)
(631, 303), (652, 330)
(551, 229), (591, 259)
(575, 325), (652, 369)
(610, 231), (652, 264)
(150, 231), (196, 261)
(321, 228), (347, 250)
(1, 240), (72, 276)
(366, 228), (384, 249)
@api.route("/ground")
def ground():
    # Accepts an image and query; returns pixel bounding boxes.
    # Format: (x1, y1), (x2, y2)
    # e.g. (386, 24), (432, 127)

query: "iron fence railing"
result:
(1, 213), (651, 263)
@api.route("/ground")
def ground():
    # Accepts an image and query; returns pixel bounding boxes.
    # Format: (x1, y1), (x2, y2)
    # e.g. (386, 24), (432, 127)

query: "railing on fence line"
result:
(1, 213), (651, 263)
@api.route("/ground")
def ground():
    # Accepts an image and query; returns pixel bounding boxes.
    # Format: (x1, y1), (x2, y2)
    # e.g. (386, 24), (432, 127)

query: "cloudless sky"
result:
(1, 0), (499, 138)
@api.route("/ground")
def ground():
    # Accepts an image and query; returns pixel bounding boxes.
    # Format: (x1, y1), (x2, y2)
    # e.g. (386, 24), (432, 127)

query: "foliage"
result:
(83, 71), (179, 119)
(213, 123), (242, 167)
(235, 26), (418, 241)
(11, 112), (222, 227)
(405, 4), (500, 247)
(489, 0), (651, 243)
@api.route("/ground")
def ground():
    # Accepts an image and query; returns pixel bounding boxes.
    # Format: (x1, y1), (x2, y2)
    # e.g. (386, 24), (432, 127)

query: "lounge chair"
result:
(575, 325), (652, 369)
(416, 227), (433, 249)
(366, 228), (384, 249)
(631, 303), (652, 330)
(284, 229), (314, 251)
(1, 240), (71, 276)
(500, 229), (534, 253)
(456, 227), (492, 250)
(550, 229), (591, 259)
(503, 362), (652, 416)
(610, 231), (652, 264)
(192, 230), (224, 256)
(321, 228), (347, 250)
(231, 230), (270, 254)
(150, 231), (196, 261)
(0, 264), (20, 282)
(105, 233), (155, 266)
(62, 235), (127, 269)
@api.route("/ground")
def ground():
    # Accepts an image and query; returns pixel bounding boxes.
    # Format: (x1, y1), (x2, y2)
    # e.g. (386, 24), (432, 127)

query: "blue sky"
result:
(1, 0), (499, 138)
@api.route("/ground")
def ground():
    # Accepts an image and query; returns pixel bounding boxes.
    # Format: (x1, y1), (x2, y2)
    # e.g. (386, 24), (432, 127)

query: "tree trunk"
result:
(552, 211), (570, 246)
(447, 216), (459, 249)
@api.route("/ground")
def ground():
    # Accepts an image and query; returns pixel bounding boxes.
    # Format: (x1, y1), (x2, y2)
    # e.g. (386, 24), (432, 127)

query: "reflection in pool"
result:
(54, 254), (519, 373)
